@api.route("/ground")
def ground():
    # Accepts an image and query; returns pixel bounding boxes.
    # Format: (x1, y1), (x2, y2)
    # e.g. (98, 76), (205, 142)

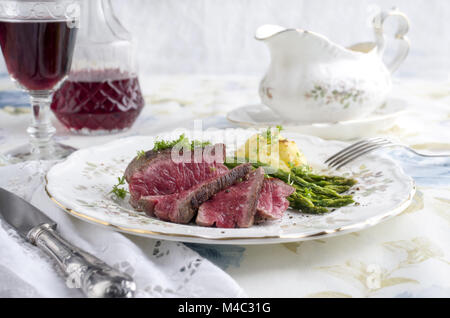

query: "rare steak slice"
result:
(125, 144), (228, 210)
(196, 167), (265, 228)
(138, 164), (252, 224)
(256, 178), (295, 222)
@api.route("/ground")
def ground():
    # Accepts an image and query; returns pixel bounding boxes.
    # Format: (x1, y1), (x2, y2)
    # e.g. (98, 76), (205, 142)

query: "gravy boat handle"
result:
(374, 8), (411, 73)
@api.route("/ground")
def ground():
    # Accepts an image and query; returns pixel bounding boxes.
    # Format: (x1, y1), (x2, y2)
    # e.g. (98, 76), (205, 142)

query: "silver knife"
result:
(0, 188), (136, 298)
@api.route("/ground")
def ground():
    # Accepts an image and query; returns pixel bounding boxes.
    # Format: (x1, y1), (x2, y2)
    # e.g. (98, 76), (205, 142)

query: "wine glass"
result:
(0, 0), (79, 161)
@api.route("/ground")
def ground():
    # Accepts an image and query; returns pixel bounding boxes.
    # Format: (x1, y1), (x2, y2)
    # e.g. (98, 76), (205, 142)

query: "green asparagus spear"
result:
(288, 192), (315, 208)
(225, 157), (357, 214)
(324, 185), (352, 194)
(311, 197), (355, 208)
(288, 201), (329, 214)
(293, 187), (354, 207)
(279, 173), (342, 198)
(291, 166), (357, 186)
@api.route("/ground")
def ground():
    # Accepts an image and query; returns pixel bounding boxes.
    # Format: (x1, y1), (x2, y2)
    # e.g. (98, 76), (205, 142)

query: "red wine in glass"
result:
(51, 70), (145, 134)
(0, 20), (77, 91)
(0, 17), (78, 161)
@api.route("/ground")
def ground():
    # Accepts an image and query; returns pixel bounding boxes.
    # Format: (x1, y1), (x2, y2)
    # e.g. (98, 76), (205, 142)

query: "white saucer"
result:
(227, 98), (410, 140)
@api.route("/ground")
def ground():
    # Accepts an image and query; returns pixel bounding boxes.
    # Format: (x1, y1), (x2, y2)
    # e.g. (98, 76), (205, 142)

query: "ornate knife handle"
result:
(27, 224), (136, 298)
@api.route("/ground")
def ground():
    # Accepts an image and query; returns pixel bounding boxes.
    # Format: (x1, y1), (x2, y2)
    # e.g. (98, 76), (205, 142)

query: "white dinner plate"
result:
(227, 98), (410, 140)
(46, 129), (415, 245)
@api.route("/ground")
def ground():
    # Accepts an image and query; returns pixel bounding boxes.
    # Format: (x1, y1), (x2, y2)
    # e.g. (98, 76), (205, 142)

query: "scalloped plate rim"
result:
(46, 130), (416, 245)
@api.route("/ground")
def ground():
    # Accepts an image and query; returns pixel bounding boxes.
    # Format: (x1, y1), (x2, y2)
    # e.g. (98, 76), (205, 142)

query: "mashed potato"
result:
(236, 128), (307, 172)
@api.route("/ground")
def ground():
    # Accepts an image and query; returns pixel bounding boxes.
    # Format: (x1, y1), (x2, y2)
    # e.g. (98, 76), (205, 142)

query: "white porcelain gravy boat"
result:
(256, 8), (410, 124)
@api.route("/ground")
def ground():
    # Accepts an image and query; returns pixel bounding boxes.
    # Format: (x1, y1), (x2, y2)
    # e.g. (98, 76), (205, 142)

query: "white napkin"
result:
(0, 161), (246, 298)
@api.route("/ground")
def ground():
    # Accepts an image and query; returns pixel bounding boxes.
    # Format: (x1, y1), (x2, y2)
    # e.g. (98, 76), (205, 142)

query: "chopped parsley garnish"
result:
(191, 139), (212, 149)
(153, 134), (211, 151)
(261, 126), (283, 146)
(136, 150), (146, 159)
(265, 129), (273, 145)
(153, 134), (189, 151)
(110, 176), (129, 200)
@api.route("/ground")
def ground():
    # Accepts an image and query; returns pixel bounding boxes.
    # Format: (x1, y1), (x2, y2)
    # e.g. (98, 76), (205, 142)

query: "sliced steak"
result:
(256, 178), (295, 222)
(196, 167), (265, 228)
(125, 144), (228, 210)
(138, 164), (252, 224)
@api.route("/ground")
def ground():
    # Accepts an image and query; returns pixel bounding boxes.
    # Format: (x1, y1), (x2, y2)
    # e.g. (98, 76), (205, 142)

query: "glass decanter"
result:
(51, 0), (144, 135)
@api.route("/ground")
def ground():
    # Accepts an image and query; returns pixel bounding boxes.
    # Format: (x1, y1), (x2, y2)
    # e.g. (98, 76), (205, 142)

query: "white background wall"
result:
(2, 0), (450, 80)
(110, 0), (450, 80)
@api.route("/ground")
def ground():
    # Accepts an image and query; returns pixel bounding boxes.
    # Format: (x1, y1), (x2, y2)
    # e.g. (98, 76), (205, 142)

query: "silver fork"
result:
(325, 137), (450, 170)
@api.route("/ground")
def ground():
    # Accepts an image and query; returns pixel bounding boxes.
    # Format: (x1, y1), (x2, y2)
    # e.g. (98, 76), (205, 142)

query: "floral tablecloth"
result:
(0, 75), (449, 298)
